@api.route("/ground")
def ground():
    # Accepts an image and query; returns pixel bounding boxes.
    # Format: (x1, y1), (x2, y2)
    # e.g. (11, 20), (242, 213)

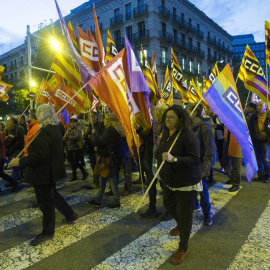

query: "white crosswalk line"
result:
(0, 190), (159, 270)
(93, 182), (239, 270)
(227, 199), (270, 270)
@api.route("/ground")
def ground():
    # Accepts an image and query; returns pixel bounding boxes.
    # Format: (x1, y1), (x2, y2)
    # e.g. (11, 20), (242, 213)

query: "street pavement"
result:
(0, 160), (269, 270)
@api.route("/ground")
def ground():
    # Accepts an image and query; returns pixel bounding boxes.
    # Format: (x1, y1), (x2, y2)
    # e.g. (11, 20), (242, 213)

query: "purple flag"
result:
(124, 36), (150, 106)
(54, 0), (95, 92)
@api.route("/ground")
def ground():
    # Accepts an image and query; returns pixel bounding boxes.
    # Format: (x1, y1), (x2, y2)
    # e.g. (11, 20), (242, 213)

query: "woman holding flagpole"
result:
(155, 105), (201, 265)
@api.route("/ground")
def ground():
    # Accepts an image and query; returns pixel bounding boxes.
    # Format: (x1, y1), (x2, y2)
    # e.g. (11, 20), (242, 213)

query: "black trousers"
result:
(163, 185), (197, 251)
(34, 184), (75, 235)
(67, 149), (86, 176)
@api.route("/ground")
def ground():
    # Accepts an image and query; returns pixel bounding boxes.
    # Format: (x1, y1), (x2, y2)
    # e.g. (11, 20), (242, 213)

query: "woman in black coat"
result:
(10, 104), (78, 246)
(155, 105), (201, 265)
(87, 113), (122, 208)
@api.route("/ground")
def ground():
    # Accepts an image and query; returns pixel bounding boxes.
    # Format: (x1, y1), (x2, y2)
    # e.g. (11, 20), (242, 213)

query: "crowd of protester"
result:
(1, 99), (269, 264)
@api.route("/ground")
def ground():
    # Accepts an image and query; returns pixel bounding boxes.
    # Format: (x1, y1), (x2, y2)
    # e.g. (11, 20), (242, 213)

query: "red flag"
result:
(77, 25), (101, 72)
(93, 3), (105, 67)
(88, 48), (137, 157)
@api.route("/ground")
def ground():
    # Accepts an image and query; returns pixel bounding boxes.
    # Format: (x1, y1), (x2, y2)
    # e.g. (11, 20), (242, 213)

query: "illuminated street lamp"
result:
(51, 39), (61, 51)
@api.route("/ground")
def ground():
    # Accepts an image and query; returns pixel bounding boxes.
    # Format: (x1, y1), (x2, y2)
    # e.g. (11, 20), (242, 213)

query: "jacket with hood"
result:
(192, 117), (216, 177)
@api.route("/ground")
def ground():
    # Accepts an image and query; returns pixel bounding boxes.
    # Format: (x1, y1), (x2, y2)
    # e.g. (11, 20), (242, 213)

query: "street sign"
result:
(27, 92), (36, 99)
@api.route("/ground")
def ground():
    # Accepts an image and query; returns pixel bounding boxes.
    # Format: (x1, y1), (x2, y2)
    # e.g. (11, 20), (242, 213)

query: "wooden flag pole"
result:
(134, 91), (206, 213)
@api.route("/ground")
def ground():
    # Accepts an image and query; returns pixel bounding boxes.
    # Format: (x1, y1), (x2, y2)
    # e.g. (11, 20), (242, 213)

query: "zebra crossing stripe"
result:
(227, 198), (270, 270)
(0, 189), (98, 233)
(0, 189), (160, 270)
(93, 182), (240, 270)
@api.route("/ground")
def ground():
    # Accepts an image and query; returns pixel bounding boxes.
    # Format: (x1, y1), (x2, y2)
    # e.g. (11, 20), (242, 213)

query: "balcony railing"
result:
(207, 36), (216, 46)
(171, 13), (183, 26)
(133, 4), (148, 17)
(110, 14), (123, 26)
(197, 49), (205, 58)
(125, 12), (132, 20)
(159, 5), (170, 19)
(188, 24), (197, 34)
(133, 29), (149, 41)
(90, 23), (103, 33)
(196, 29), (204, 39)
(188, 44), (198, 54)
(159, 31), (173, 42)
(172, 37), (182, 47)
(207, 55), (217, 63)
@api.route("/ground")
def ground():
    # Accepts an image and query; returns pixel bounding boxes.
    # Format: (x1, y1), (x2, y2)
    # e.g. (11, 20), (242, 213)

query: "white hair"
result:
(36, 104), (59, 125)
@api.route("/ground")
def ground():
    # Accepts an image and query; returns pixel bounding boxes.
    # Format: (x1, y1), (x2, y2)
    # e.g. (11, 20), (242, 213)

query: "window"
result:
(114, 8), (120, 17)
(219, 54), (221, 60)
(181, 13), (185, 21)
(208, 31), (210, 37)
(162, 22), (166, 35)
(218, 38), (221, 44)
(197, 42), (201, 52)
(114, 30), (121, 42)
(10, 60), (13, 69)
(198, 62), (201, 74)
(173, 7), (176, 15)
(214, 51), (217, 61)
(162, 47), (166, 63)
(182, 55), (186, 69)
(189, 58), (193, 72)
(11, 73), (13, 80)
(197, 23), (200, 31)
(126, 3), (132, 19)
(189, 18), (192, 27)
(3, 63), (7, 71)
(161, 0), (165, 5)
(126, 26), (132, 40)
(139, 49), (147, 64)
(174, 29), (177, 42)
(20, 56), (23, 65)
(182, 33), (186, 46)
(14, 59), (17, 68)
(138, 0), (144, 6)
(189, 37), (193, 48)
(138, 21), (145, 36)
(208, 48), (211, 57)
(223, 41), (225, 48)
(15, 72), (17, 79)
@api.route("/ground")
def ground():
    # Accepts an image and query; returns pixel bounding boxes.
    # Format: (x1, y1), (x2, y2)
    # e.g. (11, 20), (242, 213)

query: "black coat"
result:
(6, 124), (25, 157)
(156, 128), (201, 188)
(19, 124), (66, 185)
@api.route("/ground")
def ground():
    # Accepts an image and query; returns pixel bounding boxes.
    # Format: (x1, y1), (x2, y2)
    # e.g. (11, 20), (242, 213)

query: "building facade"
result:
(232, 34), (268, 79)
(0, 0), (233, 90)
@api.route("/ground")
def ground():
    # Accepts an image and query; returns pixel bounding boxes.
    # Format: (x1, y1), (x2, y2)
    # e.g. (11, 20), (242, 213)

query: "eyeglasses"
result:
(165, 116), (177, 120)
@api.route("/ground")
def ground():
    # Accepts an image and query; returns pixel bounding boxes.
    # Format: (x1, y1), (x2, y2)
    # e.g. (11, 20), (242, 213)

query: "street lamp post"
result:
(27, 25), (33, 109)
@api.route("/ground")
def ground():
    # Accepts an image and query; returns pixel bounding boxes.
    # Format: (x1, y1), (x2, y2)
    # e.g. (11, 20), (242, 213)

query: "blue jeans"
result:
(96, 166), (120, 205)
(196, 178), (211, 215)
(254, 142), (270, 180)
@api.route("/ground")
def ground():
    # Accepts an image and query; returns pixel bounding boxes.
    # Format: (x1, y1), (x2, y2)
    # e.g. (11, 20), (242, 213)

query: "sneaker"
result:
(107, 202), (121, 208)
(169, 226), (180, 236)
(30, 233), (54, 246)
(61, 213), (78, 224)
(219, 167), (225, 172)
(86, 199), (102, 208)
(194, 205), (202, 213)
(82, 172), (89, 181)
(121, 189), (132, 196)
(170, 249), (188, 265)
(204, 214), (213, 226)
(228, 185), (240, 192)
(140, 208), (158, 218)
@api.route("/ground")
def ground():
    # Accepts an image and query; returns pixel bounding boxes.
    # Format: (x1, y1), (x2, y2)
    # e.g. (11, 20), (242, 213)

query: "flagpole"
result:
(9, 82), (89, 165)
(244, 91), (251, 110)
(134, 90), (207, 212)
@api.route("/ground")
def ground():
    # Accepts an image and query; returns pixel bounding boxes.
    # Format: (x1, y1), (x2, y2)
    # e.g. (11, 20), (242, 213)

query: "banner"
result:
(204, 64), (258, 183)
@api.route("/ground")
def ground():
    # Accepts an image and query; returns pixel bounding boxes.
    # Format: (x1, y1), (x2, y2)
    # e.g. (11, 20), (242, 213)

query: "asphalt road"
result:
(0, 162), (269, 270)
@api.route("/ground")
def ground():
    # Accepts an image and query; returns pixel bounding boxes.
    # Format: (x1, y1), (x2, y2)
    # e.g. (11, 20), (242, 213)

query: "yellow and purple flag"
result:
(0, 66), (4, 80)
(238, 45), (269, 102)
(265, 20), (270, 66)
(160, 66), (172, 106)
(0, 80), (12, 102)
(204, 64), (257, 183)
(171, 48), (189, 102)
(105, 30), (118, 62)
(188, 79), (197, 103)
(67, 21), (80, 54)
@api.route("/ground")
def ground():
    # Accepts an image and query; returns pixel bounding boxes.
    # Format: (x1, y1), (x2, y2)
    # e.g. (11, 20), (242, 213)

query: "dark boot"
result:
(70, 172), (77, 182)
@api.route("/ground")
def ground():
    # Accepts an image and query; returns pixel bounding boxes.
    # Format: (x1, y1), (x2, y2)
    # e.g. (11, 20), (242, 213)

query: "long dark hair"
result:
(162, 105), (192, 131)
